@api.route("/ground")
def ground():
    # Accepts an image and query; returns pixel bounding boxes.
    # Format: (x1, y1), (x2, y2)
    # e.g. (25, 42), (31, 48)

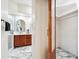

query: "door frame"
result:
(48, 0), (56, 59)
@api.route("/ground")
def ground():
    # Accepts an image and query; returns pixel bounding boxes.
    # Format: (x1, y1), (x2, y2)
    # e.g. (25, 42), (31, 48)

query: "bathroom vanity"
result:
(14, 34), (32, 48)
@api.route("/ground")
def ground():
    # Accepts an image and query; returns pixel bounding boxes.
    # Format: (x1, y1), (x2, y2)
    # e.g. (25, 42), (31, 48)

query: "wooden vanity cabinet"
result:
(14, 35), (32, 48)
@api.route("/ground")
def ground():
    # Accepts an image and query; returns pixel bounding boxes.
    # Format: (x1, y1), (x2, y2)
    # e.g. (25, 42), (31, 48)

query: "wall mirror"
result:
(16, 19), (26, 33)
(7, 0), (33, 59)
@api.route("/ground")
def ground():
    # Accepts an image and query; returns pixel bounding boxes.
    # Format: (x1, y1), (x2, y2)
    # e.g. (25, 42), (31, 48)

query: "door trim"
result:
(48, 0), (52, 59)
(48, 0), (56, 59)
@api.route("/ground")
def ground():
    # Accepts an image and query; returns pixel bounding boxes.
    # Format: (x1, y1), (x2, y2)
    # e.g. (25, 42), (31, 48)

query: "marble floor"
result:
(8, 46), (32, 59)
(56, 47), (78, 59)
(8, 46), (78, 59)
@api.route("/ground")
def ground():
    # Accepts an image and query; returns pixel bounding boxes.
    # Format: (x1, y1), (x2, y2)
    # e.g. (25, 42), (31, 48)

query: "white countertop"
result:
(14, 32), (32, 35)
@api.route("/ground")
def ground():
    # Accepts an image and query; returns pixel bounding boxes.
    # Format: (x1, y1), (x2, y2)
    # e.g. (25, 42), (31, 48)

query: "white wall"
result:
(56, 0), (78, 56)
(1, 0), (8, 20)
(56, 0), (77, 7)
(56, 10), (78, 56)
(61, 11), (78, 56)
(8, 0), (18, 15)
(8, 0), (18, 31)
(32, 0), (48, 59)
(1, 32), (8, 59)
(1, 0), (8, 58)
(56, 18), (62, 47)
(56, 3), (77, 17)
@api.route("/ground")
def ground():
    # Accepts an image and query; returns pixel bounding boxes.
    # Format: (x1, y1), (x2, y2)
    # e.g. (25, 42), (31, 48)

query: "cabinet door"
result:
(14, 35), (26, 48)
(14, 35), (20, 48)
(19, 35), (26, 46)
(25, 35), (32, 45)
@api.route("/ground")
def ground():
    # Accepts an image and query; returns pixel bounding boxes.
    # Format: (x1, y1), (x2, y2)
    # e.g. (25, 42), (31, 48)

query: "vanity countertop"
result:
(14, 34), (32, 35)
(14, 32), (32, 35)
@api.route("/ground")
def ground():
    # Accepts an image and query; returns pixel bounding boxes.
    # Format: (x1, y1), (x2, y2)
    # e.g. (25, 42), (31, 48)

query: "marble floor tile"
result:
(8, 46), (77, 59)
(8, 46), (32, 59)
(56, 48), (77, 59)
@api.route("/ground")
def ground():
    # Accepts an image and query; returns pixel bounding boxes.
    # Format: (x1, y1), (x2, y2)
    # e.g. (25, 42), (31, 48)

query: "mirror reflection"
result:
(8, 0), (33, 59)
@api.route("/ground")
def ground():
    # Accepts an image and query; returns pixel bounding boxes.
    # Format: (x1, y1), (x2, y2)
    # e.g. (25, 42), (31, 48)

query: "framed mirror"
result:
(16, 19), (26, 33)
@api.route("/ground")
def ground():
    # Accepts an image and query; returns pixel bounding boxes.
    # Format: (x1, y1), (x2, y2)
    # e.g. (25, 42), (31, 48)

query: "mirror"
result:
(16, 19), (25, 33)
(7, 0), (33, 59)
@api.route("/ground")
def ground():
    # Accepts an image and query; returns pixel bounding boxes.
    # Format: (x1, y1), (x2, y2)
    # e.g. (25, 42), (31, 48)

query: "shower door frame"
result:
(48, 0), (56, 59)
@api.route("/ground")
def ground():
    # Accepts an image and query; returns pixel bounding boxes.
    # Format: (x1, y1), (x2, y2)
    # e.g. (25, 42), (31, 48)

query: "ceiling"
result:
(56, 3), (77, 17)
(56, 0), (77, 7)
(12, 0), (32, 6)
